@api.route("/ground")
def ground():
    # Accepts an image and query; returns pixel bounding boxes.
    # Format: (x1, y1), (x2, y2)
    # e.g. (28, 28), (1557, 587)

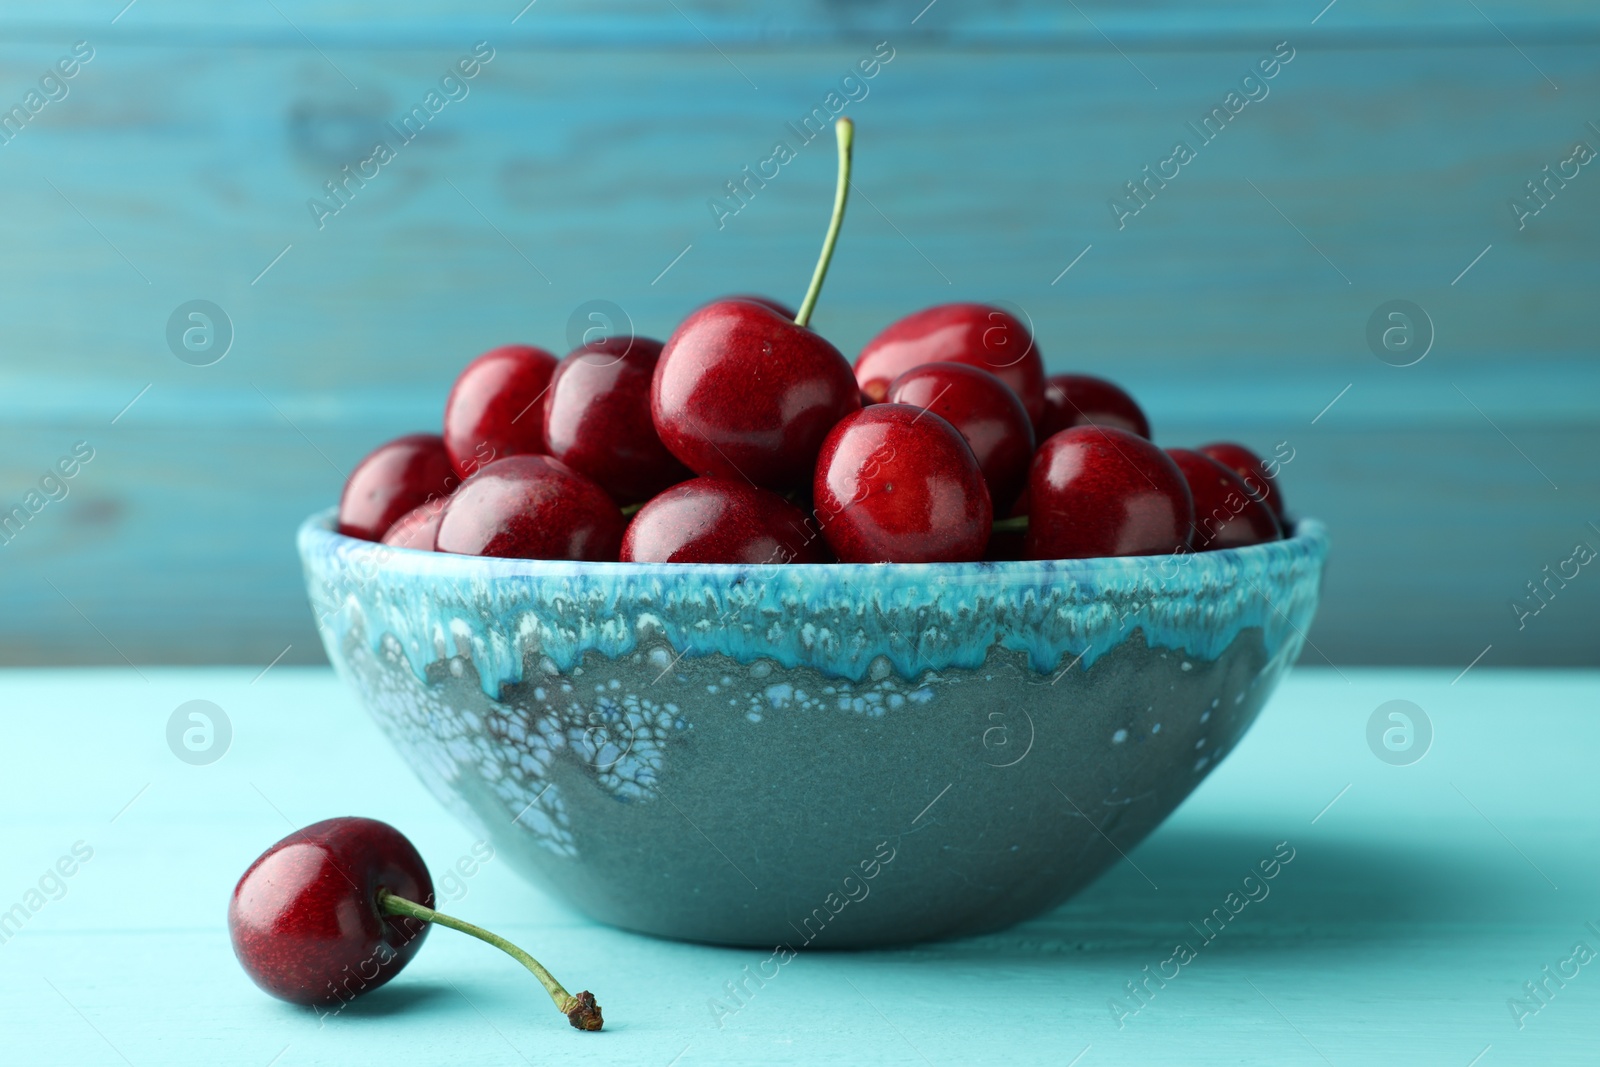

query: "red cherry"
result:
(338, 434), (457, 542)
(1038, 374), (1151, 440)
(1199, 441), (1287, 523)
(436, 455), (624, 560)
(442, 345), (559, 479)
(621, 478), (826, 564)
(813, 403), (992, 563)
(1166, 448), (1282, 550)
(229, 817), (432, 1007)
(381, 501), (445, 550)
(854, 303), (1047, 426)
(229, 817), (603, 1029)
(652, 300), (861, 491)
(717, 294), (797, 319)
(543, 336), (690, 504)
(887, 361), (1035, 512)
(1025, 426), (1193, 560)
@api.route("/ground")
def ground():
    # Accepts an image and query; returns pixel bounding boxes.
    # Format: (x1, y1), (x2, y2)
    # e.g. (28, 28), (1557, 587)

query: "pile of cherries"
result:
(338, 120), (1288, 566)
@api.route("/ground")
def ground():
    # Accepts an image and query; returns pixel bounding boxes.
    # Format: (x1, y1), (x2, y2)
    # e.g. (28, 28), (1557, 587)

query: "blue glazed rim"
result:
(299, 508), (1328, 697)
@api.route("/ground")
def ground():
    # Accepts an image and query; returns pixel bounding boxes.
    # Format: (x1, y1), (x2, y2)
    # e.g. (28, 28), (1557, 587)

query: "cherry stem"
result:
(619, 501), (644, 517)
(794, 117), (854, 329)
(378, 890), (603, 1031)
(992, 515), (1029, 532)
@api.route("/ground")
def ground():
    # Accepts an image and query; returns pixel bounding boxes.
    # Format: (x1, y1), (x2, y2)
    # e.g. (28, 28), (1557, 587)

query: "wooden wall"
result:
(1, 1), (1597, 668)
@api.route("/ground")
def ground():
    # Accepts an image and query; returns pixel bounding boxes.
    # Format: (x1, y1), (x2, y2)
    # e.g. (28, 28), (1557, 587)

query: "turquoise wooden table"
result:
(2, 666), (1594, 1064)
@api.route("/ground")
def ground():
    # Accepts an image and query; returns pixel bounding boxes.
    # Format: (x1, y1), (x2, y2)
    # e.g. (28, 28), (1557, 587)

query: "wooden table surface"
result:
(2, 665), (1594, 1065)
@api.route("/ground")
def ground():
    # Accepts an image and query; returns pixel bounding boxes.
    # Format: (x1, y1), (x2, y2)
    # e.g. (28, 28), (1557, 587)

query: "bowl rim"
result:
(299, 506), (1327, 583)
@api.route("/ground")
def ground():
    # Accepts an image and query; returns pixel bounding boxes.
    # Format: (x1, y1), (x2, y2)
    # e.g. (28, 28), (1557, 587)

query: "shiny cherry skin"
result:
(543, 335), (689, 504)
(621, 478), (826, 564)
(442, 345), (560, 479)
(717, 294), (797, 319)
(1038, 374), (1151, 440)
(435, 455), (624, 560)
(1025, 426), (1193, 560)
(338, 434), (457, 542)
(887, 361), (1035, 513)
(813, 403), (992, 563)
(229, 817), (432, 1007)
(854, 303), (1047, 426)
(652, 300), (861, 491)
(1199, 441), (1287, 523)
(380, 501), (444, 550)
(1166, 448), (1282, 550)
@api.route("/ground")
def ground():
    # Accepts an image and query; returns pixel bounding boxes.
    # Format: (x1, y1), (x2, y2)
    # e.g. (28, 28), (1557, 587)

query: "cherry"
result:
(652, 120), (861, 491)
(229, 817), (602, 1029)
(887, 361), (1035, 513)
(442, 345), (560, 479)
(1166, 448), (1282, 550)
(338, 434), (457, 542)
(380, 501), (444, 550)
(543, 335), (689, 504)
(813, 403), (992, 563)
(1025, 426), (1193, 560)
(718, 294), (797, 319)
(621, 478), (826, 564)
(435, 455), (624, 560)
(854, 303), (1047, 426)
(1038, 373), (1151, 440)
(1199, 441), (1288, 524)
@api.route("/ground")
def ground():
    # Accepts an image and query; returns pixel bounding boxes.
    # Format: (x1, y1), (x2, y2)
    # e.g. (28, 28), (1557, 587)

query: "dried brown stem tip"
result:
(562, 990), (604, 1031)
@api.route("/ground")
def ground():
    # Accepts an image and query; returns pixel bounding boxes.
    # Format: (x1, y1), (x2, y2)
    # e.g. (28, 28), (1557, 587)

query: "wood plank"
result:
(0, 37), (1595, 664)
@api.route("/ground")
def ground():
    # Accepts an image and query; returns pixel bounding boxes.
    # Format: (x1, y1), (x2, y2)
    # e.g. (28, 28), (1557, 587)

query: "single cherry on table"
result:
(1166, 448), (1282, 550)
(230, 816), (602, 1030)
(1025, 425), (1193, 560)
(435, 455), (624, 561)
(854, 303), (1049, 428)
(813, 403), (993, 564)
(543, 335), (689, 504)
(442, 344), (560, 479)
(887, 361), (1035, 513)
(652, 119), (862, 492)
(621, 477), (826, 564)
(338, 433), (458, 542)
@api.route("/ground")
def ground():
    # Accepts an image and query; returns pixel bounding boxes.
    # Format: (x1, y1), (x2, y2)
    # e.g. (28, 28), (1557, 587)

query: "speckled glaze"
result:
(299, 509), (1327, 947)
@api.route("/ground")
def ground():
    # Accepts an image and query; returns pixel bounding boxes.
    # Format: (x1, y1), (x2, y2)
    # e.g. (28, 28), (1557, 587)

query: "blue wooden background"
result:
(1, 0), (1596, 668)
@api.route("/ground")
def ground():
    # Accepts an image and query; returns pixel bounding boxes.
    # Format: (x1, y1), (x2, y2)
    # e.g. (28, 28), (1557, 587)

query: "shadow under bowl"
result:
(299, 510), (1327, 948)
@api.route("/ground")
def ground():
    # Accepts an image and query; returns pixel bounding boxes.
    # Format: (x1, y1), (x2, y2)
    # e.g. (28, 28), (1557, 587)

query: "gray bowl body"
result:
(299, 511), (1326, 947)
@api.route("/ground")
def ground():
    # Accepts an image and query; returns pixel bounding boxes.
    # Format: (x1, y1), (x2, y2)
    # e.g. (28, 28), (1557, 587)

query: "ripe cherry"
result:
(1038, 374), (1151, 440)
(718, 294), (797, 319)
(338, 434), (457, 542)
(887, 361), (1035, 513)
(854, 303), (1047, 426)
(1199, 441), (1288, 524)
(380, 501), (444, 550)
(442, 345), (560, 479)
(1166, 448), (1282, 550)
(813, 404), (992, 563)
(1025, 426), (1193, 560)
(543, 335), (689, 504)
(229, 817), (602, 1029)
(652, 121), (862, 492)
(435, 455), (624, 561)
(621, 478), (826, 564)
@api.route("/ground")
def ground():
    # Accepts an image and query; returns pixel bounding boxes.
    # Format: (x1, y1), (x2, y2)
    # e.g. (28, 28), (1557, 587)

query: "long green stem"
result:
(379, 890), (603, 1031)
(794, 117), (854, 329)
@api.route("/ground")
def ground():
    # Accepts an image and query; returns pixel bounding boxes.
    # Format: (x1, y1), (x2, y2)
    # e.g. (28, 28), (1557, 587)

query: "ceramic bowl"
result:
(299, 509), (1327, 948)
